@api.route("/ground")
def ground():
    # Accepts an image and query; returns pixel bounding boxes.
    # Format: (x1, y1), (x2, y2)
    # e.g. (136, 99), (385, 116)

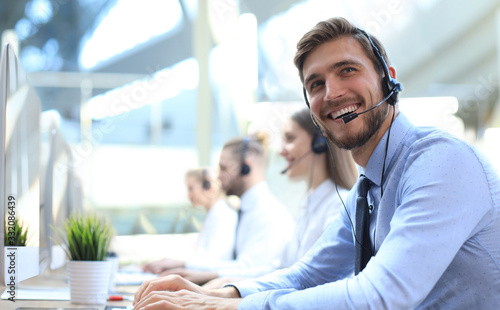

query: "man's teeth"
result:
(333, 105), (357, 119)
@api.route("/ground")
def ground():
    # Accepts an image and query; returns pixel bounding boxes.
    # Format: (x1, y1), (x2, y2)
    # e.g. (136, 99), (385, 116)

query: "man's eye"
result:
(310, 80), (324, 91)
(342, 67), (355, 74)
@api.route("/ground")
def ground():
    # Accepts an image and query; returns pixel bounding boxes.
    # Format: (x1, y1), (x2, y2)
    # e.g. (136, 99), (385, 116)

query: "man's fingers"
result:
(134, 278), (153, 305)
(135, 289), (194, 309)
(135, 289), (232, 310)
(135, 291), (173, 310)
(137, 300), (179, 310)
(145, 262), (165, 274)
(134, 275), (203, 305)
(159, 268), (185, 277)
(135, 276), (177, 304)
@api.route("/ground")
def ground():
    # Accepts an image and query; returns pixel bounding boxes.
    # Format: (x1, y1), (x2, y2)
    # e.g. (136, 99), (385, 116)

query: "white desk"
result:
(1, 267), (133, 310)
(1, 233), (199, 310)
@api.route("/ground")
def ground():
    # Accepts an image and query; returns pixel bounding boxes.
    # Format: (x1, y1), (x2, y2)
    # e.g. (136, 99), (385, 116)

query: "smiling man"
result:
(133, 17), (500, 310)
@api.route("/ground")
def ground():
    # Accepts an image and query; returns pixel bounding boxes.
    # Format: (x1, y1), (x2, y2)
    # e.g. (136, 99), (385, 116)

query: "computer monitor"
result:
(1, 43), (41, 285)
(39, 110), (81, 271)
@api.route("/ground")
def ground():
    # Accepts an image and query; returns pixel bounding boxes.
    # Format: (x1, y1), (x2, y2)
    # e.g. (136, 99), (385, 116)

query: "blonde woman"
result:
(143, 168), (237, 274)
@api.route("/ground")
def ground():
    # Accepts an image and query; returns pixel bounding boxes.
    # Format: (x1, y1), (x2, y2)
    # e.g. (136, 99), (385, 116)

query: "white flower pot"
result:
(67, 260), (111, 304)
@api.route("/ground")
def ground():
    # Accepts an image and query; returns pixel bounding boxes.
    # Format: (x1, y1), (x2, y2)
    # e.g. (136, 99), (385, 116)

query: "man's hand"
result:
(142, 258), (185, 274)
(159, 268), (218, 285)
(133, 289), (242, 310)
(134, 275), (204, 303)
(134, 275), (242, 309)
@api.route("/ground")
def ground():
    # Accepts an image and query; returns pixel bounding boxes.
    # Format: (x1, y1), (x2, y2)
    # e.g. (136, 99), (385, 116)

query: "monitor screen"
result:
(1, 43), (41, 285)
(39, 110), (81, 271)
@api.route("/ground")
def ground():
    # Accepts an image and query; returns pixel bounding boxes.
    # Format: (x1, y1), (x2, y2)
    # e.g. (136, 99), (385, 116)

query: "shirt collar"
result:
(363, 112), (413, 187)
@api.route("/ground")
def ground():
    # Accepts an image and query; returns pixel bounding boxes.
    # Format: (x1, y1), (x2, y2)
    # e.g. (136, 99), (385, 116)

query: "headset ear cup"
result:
(202, 169), (211, 189)
(202, 179), (211, 190)
(240, 137), (251, 176)
(311, 134), (328, 154)
(382, 76), (394, 106)
(241, 163), (251, 176)
(382, 76), (400, 106)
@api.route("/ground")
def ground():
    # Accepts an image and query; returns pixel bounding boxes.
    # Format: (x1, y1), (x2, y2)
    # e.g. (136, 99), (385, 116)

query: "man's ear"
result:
(388, 65), (396, 79)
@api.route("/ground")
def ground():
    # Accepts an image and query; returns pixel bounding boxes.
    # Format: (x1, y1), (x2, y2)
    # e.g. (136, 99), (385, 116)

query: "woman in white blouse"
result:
(279, 108), (358, 267)
(143, 168), (237, 274)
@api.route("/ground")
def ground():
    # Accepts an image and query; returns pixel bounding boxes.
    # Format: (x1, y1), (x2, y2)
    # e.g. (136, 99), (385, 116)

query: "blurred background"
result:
(1, 0), (500, 236)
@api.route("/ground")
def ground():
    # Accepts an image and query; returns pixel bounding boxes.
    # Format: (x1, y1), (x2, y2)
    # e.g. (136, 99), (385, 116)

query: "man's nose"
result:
(324, 79), (345, 102)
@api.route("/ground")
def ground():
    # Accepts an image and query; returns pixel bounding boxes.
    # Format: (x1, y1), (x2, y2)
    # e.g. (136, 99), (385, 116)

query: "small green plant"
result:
(52, 212), (114, 261)
(5, 218), (29, 246)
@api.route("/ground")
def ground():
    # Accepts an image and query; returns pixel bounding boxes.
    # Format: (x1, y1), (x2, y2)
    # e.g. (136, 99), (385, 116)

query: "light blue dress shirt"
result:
(234, 113), (500, 309)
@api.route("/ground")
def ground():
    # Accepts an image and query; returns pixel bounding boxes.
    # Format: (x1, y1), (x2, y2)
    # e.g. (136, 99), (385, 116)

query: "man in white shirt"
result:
(142, 168), (237, 275)
(156, 135), (294, 284)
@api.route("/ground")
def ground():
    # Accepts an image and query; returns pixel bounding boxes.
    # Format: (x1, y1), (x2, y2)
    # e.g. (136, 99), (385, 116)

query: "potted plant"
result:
(4, 218), (29, 246)
(4, 217), (39, 285)
(53, 211), (115, 305)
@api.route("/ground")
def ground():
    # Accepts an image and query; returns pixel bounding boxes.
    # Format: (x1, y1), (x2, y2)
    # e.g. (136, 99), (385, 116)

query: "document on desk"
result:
(1, 286), (70, 300)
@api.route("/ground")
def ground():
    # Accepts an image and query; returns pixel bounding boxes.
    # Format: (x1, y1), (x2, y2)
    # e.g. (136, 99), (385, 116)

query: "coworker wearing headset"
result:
(202, 107), (358, 289)
(278, 107), (357, 268)
(154, 133), (294, 285)
(134, 17), (500, 309)
(142, 168), (237, 274)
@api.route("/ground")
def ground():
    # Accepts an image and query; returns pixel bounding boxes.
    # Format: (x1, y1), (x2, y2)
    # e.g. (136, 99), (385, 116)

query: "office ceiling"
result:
(3, 0), (499, 134)
(21, 0), (306, 120)
(91, 0), (304, 74)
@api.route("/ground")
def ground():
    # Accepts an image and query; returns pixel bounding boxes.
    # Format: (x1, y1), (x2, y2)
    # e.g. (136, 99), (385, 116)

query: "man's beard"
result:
(323, 102), (388, 150)
(224, 178), (245, 197)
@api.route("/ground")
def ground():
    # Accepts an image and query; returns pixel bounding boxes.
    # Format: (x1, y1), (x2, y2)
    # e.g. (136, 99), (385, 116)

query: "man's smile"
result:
(328, 103), (360, 120)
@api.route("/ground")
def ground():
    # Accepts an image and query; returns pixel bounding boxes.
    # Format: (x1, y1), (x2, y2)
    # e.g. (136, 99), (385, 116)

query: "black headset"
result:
(240, 137), (251, 176)
(311, 129), (328, 154)
(303, 28), (402, 110)
(202, 169), (210, 190)
(357, 28), (402, 106)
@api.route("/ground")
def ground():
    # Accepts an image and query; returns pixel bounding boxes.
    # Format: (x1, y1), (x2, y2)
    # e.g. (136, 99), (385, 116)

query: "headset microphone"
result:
(342, 85), (400, 124)
(281, 150), (313, 174)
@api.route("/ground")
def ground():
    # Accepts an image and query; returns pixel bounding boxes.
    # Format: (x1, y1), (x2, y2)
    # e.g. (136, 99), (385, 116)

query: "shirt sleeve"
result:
(233, 207), (355, 300)
(236, 136), (496, 309)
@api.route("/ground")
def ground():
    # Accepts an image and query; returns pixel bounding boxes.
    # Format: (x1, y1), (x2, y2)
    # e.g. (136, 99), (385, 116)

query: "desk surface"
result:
(1, 233), (199, 310)
(1, 299), (131, 310)
(1, 267), (135, 310)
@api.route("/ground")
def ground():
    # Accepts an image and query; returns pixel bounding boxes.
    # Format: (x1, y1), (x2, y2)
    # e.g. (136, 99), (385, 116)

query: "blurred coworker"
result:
(278, 108), (358, 267)
(143, 168), (237, 274)
(203, 108), (358, 289)
(158, 133), (295, 284)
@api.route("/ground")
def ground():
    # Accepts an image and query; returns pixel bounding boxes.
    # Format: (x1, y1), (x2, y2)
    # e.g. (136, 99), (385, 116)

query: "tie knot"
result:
(358, 175), (372, 197)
